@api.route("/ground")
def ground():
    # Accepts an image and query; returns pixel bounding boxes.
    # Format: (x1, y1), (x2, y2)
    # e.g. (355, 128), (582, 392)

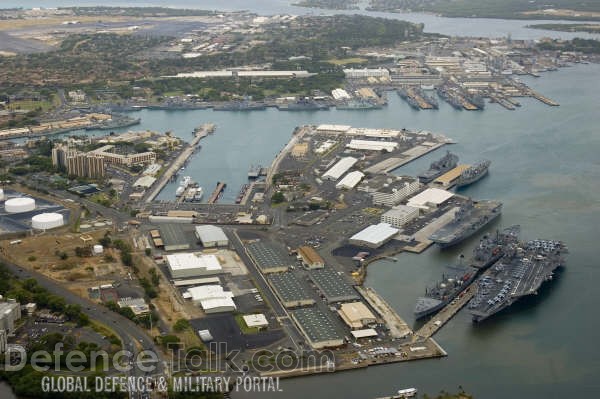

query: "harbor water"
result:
(78, 63), (599, 398)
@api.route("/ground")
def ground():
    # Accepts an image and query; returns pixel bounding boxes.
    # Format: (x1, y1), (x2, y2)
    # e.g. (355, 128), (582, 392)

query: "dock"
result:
(357, 286), (413, 339)
(365, 140), (451, 175)
(402, 207), (460, 253)
(145, 124), (215, 203)
(413, 282), (476, 340)
(528, 89), (559, 106)
(207, 182), (226, 204)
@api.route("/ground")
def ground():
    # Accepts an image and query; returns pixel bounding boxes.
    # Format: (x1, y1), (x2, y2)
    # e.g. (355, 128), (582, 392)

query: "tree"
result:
(173, 318), (191, 332)
(271, 191), (285, 204)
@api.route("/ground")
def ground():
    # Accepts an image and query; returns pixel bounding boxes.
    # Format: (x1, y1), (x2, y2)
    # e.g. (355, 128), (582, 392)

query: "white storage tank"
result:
(31, 213), (64, 230)
(93, 245), (104, 255)
(0, 188), (4, 201)
(5, 197), (36, 213)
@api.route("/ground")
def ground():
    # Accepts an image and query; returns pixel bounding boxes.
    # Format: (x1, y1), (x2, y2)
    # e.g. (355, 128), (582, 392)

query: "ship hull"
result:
(455, 168), (489, 188)
(431, 208), (501, 248)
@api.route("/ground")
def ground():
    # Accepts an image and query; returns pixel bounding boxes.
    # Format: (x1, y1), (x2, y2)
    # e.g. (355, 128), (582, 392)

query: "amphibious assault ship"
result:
(213, 100), (266, 111)
(455, 160), (490, 188)
(277, 97), (329, 111)
(468, 236), (567, 322)
(418, 151), (459, 183)
(429, 200), (502, 248)
(414, 264), (478, 319)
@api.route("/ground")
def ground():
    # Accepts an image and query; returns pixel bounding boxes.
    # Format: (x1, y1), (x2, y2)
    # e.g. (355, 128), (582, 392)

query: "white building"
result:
(370, 176), (421, 207)
(194, 225), (229, 247)
(187, 285), (236, 313)
(407, 188), (454, 209)
(336, 171), (365, 190)
(322, 157), (358, 181)
(0, 300), (21, 334)
(346, 139), (399, 152)
(331, 88), (352, 100)
(243, 314), (269, 329)
(166, 253), (222, 279)
(349, 223), (399, 248)
(380, 205), (420, 228)
(315, 124), (351, 135)
(343, 68), (390, 79)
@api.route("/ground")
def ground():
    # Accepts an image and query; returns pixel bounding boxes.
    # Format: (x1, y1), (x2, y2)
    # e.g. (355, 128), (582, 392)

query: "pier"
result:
(207, 182), (227, 204)
(528, 89), (559, 106)
(357, 286), (413, 339)
(144, 123), (215, 203)
(365, 139), (452, 175)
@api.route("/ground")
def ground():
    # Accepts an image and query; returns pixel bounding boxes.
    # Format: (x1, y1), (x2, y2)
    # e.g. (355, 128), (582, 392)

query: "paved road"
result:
(1, 258), (168, 379)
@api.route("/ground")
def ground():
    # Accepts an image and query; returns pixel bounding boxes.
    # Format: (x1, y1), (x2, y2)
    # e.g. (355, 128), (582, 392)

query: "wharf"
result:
(357, 286), (413, 339)
(490, 95), (516, 110)
(402, 207), (460, 253)
(144, 124), (214, 203)
(365, 141), (450, 174)
(413, 281), (476, 340)
(529, 89), (559, 106)
(207, 182), (226, 204)
(407, 87), (434, 109)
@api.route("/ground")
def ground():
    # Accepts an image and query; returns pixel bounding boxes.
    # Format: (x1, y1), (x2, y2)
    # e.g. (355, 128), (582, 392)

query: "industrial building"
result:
(290, 307), (344, 349)
(315, 124), (352, 136)
(195, 225), (229, 247)
(338, 302), (377, 329)
(246, 241), (291, 274)
(166, 253), (222, 279)
(359, 175), (420, 207)
(0, 300), (21, 334)
(242, 314), (269, 329)
(159, 224), (191, 251)
(133, 175), (156, 188)
(349, 223), (399, 248)
(335, 171), (365, 190)
(380, 205), (420, 228)
(309, 267), (359, 303)
(407, 188), (454, 209)
(346, 139), (399, 152)
(331, 88), (352, 100)
(322, 157), (358, 181)
(297, 246), (325, 269)
(343, 68), (390, 80)
(117, 297), (150, 316)
(268, 272), (315, 308)
(186, 285), (236, 313)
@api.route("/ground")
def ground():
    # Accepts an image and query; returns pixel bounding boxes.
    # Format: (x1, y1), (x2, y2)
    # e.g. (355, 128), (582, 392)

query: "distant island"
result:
(526, 23), (600, 34)
(364, 0), (600, 21)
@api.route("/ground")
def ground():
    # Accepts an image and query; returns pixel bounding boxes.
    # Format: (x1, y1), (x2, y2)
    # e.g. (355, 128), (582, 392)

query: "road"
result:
(1, 258), (169, 384)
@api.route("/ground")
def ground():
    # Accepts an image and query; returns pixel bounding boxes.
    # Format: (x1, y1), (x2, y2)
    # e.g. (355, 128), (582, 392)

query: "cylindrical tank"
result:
(31, 212), (64, 230)
(5, 197), (36, 213)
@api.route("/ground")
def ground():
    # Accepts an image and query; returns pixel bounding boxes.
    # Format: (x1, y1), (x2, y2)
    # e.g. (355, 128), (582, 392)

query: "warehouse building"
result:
(322, 157), (358, 181)
(407, 188), (454, 210)
(367, 176), (421, 207)
(315, 124), (351, 136)
(338, 302), (377, 329)
(343, 68), (390, 79)
(159, 224), (191, 251)
(297, 246), (325, 269)
(186, 285), (236, 314)
(309, 267), (359, 303)
(349, 223), (399, 248)
(268, 272), (315, 308)
(335, 171), (365, 190)
(242, 314), (269, 330)
(246, 241), (291, 274)
(291, 307), (344, 349)
(346, 139), (399, 152)
(195, 225), (229, 247)
(166, 253), (222, 279)
(380, 205), (420, 228)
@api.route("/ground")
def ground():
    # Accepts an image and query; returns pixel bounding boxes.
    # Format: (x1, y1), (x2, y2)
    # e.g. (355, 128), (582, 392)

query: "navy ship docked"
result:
(455, 160), (491, 188)
(335, 99), (382, 110)
(418, 151), (459, 183)
(277, 97), (329, 111)
(414, 226), (521, 319)
(213, 100), (266, 111)
(414, 264), (478, 319)
(429, 199), (502, 248)
(468, 237), (567, 322)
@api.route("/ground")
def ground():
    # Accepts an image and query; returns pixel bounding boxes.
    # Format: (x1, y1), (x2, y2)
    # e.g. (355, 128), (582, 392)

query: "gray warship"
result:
(468, 236), (567, 322)
(417, 151), (459, 183)
(429, 199), (502, 248)
(455, 160), (490, 188)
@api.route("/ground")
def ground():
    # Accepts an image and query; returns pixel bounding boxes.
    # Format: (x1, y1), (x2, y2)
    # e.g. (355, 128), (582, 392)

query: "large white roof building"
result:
(336, 171), (365, 190)
(349, 223), (399, 248)
(407, 188), (454, 209)
(186, 285), (236, 313)
(194, 225), (229, 247)
(166, 253), (222, 279)
(322, 157), (358, 181)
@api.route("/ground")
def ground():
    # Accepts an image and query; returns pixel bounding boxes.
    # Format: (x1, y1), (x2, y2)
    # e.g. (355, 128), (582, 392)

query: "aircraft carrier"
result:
(417, 151), (459, 183)
(455, 159), (491, 188)
(428, 199), (503, 248)
(468, 236), (567, 322)
(414, 226), (521, 319)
